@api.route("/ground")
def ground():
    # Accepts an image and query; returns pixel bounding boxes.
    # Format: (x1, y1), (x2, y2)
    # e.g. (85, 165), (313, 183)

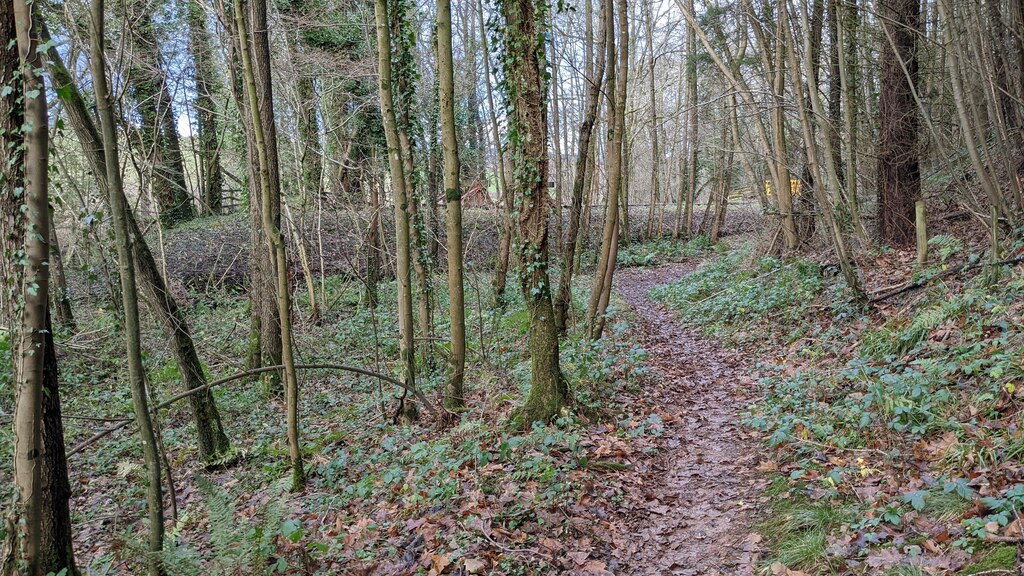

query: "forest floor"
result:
(612, 262), (767, 575)
(13, 209), (1024, 575)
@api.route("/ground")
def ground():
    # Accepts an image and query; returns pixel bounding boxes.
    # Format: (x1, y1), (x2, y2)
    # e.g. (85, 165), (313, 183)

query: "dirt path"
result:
(612, 262), (766, 576)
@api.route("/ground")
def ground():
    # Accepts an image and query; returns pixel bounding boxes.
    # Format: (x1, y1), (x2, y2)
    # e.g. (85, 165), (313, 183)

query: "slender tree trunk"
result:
(477, 0), (512, 306)
(771, 10), (797, 249)
(47, 214), (75, 330)
(788, 0), (866, 302)
(218, 0), (281, 391)
(837, 0), (867, 242)
(620, 131), (632, 245)
(683, 0), (698, 239)
(550, 26), (565, 250)
(710, 101), (733, 243)
(391, 2), (432, 370)
(587, 0), (628, 340)
(232, 0), (304, 489)
(939, 0), (1007, 220)
(90, 1), (165, 570)
(187, 0), (224, 215)
(426, 83), (441, 263)
(39, 18), (232, 464)
(554, 0), (607, 334)
(644, 0), (659, 240)
(363, 172), (382, 308)
(287, 28), (322, 201)
(437, 0), (466, 410)
(373, 0), (417, 411)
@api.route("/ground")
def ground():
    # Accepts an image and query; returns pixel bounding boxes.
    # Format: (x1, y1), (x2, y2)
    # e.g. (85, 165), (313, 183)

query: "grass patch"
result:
(757, 475), (853, 574)
(960, 544), (1018, 575)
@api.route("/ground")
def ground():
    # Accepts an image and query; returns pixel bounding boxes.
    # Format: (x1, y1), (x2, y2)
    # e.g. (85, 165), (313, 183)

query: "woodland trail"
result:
(612, 262), (766, 575)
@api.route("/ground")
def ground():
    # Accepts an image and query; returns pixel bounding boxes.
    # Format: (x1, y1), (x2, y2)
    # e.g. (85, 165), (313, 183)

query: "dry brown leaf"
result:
(429, 553), (450, 575)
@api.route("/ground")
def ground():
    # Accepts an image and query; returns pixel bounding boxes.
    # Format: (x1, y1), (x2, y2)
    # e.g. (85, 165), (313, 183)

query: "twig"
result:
(467, 525), (554, 562)
(62, 414), (132, 423)
(791, 437), (891, 457)
(67, 363), (447, 457)
(869, 254), (1024, 304)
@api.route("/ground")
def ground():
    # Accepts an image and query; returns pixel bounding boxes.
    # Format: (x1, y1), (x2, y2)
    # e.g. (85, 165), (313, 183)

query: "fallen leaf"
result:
(430, 553), (450, 575)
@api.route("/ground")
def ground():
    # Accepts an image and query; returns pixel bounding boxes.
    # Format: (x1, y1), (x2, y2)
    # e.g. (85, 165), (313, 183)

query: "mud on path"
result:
(611, 262), (767, 575)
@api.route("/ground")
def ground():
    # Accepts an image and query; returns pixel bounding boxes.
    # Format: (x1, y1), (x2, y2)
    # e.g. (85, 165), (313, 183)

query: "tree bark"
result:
(232, 0), (305, 489)
(90, 0), (166, 569)
(126, 0), (194, 227)
(437, 0), (466, 410)
(373, 0), (417, 412)
(554, 0), (607, 334)
(587, 0), (628, 340)
(476, 0), (513, 306)
(877, 0), (921, 246)
(644, 0), (659, 240)
(48, 213), (75, 330)
(187, 0), (224, 215)
(502, 0), (567, 423)
(4, 1), (73, 572)
(40, 19), (232, 464)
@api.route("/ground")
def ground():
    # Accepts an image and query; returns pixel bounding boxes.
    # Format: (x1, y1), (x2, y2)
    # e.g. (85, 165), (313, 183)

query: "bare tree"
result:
(587, 0), (628, 340)
(90, 0), (165, 569)
(438, 0), (467, 410)
(232, 0), (306, 489)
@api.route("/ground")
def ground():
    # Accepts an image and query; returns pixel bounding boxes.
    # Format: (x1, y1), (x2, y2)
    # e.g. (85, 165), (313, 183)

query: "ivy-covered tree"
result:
(499, 0), (567, 423)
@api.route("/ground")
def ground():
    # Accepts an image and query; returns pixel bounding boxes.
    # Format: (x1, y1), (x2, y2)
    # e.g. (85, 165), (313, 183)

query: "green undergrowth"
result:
(32, 267), (654, 573)
(653, 238), (1024, 574)
(615, 235), (713, 267)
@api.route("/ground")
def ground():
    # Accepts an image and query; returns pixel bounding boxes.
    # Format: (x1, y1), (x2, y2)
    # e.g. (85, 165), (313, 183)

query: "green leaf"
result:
(903, 490), (927, 512)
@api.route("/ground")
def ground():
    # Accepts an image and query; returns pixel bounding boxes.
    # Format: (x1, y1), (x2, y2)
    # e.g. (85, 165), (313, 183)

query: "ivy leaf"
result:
(903, 490), (927, 512)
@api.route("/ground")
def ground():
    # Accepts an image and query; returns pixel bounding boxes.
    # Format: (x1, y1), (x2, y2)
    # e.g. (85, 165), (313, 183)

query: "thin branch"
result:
(66, 363), (444, 457)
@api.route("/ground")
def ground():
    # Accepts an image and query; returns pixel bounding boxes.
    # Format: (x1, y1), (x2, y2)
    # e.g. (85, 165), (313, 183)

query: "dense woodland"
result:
(2, 0), (1024, 572)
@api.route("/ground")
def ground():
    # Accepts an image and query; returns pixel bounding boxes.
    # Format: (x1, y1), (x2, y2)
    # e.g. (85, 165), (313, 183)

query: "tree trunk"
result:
(771, 9), (797, 249)
(391, 1), (432, 371)
(644, 0), (659, 240)
(373, 0), (417, 412)
(438, 0), (466, 410)
(187, 0), (224, 215)
(90, 1), (165, 569)
(40, 17), (232, 465)
(4, 2), (79, 572)
(501, 0), (567, 423)
(554, 0), (607, 334)
(363, 172), (382, 308)
(788, 0), (867, 302)
(682, 0), (698, 239)
(550, 26), (565, 250)
(126, 0), (194, 227)
(47, 214), (75, 330)
(232, 0), (305, 489)
(877, 0), (921, 246)
(477, 0), (512, 307)
(587, 0), (628, 340)
(838, 0), (867, 241)
(294, 56), (322, 201)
